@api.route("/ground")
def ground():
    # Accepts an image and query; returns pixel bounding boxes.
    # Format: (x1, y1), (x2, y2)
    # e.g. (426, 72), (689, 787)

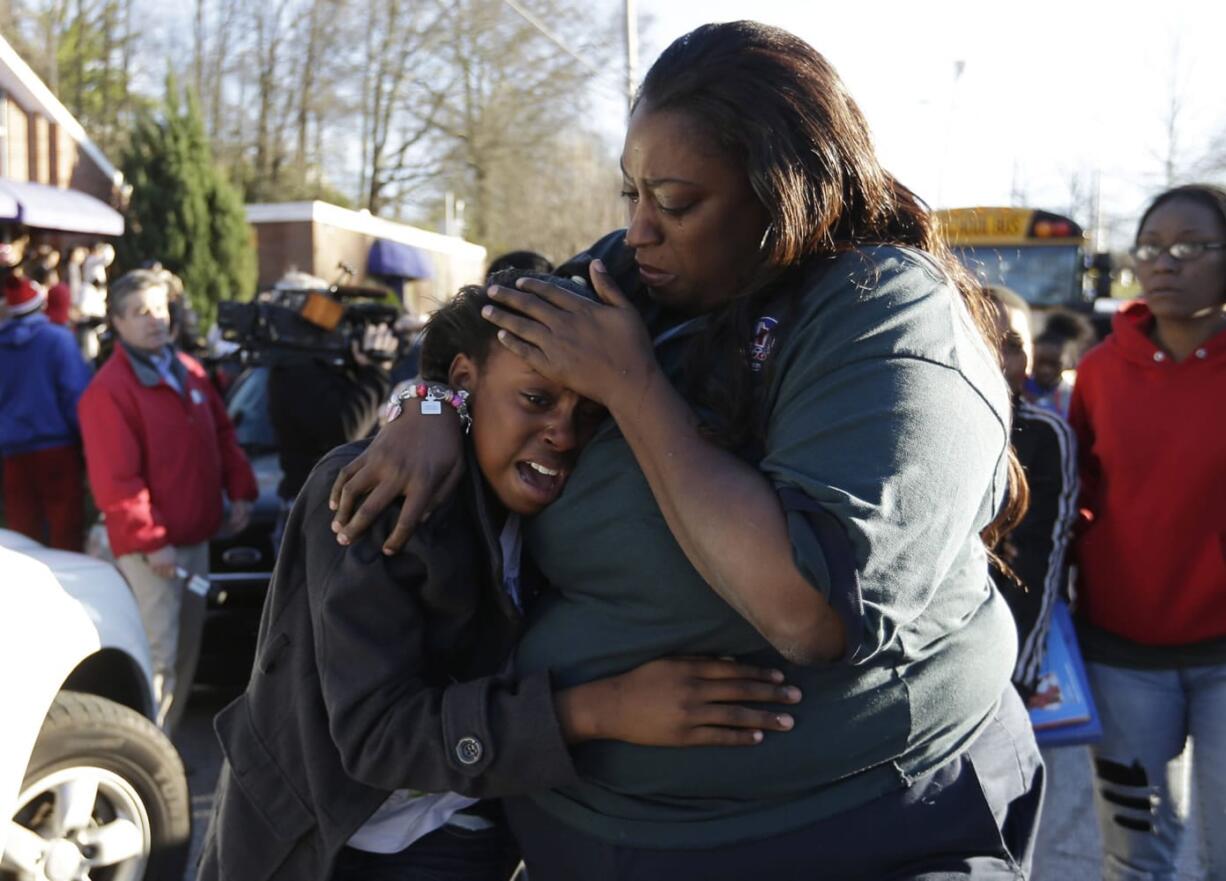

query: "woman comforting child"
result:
(199, 270), (800, 881)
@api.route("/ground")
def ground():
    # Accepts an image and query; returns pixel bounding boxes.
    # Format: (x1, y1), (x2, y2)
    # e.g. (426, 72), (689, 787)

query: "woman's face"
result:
(1135, 197), (1226, 321)
(450, 346), (606, 516)
(620, 107), (769, 314)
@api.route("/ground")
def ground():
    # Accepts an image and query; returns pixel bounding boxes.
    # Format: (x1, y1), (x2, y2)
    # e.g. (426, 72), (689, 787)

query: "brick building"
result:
(0, 33), (124, 234)
(246, 201), (486, 316)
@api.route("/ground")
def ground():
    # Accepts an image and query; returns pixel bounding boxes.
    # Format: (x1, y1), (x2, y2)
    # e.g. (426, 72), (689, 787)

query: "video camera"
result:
(217, 284), (403, 366)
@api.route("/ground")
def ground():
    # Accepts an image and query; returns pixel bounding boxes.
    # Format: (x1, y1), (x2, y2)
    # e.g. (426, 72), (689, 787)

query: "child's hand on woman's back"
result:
(556, 657), (800, 747)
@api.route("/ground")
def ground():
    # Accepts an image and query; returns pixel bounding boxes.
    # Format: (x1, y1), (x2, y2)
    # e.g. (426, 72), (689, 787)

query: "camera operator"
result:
(265, 274), (395, 534)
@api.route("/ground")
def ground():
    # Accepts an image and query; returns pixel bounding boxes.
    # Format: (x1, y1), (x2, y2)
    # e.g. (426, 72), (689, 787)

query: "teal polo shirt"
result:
(516, 246), (1019, 848)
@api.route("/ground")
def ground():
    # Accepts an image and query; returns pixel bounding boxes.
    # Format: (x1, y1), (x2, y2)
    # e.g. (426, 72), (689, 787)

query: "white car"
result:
(0, 530), (190, 881)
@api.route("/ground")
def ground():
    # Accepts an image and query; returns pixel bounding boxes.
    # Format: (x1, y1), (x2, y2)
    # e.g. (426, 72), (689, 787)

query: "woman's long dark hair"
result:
(1136, 184), (1226, 246)
(635, 20), (1026, 548)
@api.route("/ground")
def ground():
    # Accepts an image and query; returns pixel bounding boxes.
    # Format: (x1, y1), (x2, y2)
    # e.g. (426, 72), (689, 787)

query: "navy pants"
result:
(329, 821), (520, 881)
(508, 687), (1045, 881)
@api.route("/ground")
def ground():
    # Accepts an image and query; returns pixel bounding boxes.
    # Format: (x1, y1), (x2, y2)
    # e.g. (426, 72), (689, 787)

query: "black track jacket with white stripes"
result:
(994, 400), (1079, 698)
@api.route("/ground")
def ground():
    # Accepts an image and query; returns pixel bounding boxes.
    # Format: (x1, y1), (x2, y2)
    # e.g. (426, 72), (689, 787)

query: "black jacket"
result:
(198, 442), (577, 881)
(267, 356), (390, 500)
(993, 400), (1078, 696)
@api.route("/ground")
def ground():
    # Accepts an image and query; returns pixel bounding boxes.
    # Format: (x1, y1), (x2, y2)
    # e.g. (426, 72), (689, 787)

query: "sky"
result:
(605, 0), (1226, 248)
(150, 0), (1225, 249)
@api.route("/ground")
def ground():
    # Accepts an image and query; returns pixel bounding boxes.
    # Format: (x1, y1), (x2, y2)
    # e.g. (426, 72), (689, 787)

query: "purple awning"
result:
(0, 188), (18, 222)
(0, 178), (123, 236)
(367, 238), (432, 280)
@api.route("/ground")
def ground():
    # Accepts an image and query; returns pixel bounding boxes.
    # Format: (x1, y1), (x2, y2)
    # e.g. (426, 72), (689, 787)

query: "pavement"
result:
(175, 692), (1208, 881)
(176, 688), (232, 879)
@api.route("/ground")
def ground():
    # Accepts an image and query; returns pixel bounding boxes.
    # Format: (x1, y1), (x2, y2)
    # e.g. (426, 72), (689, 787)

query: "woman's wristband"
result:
(384, 382), (472, 433)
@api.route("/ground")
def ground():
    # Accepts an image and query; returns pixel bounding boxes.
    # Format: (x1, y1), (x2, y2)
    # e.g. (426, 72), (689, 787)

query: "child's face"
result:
(451, 346), (606, 516)
(1030, 341), (1066, 390)
(992, 300), (1031, 396)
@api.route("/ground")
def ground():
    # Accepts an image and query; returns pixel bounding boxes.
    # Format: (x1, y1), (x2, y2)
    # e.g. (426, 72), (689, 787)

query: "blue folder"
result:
(1027, 600), (1103, 747)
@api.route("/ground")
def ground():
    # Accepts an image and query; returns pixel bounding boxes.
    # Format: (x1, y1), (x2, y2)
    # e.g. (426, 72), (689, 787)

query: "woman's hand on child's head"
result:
(556, 657), (801, 748)
(329, 400), (466, 554)
(482, 260), (656, 411)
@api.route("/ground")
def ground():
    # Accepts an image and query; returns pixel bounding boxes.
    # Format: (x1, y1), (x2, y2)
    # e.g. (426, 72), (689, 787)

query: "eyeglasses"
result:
(1130, 241), (1226, 263)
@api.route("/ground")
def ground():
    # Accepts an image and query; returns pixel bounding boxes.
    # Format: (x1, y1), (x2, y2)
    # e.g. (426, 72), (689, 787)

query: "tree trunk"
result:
(73, 0), (85, 116)
(193, 0), (205, 107)
(101, 0), (115, 150)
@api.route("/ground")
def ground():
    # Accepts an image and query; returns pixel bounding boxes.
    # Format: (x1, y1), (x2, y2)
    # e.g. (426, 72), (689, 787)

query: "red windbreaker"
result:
(1068, 302), (1226, 646)
(79, 345), (257, 558)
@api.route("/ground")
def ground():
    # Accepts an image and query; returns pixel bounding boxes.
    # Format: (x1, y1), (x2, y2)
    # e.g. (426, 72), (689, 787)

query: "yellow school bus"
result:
(936, 207), (1092, 309)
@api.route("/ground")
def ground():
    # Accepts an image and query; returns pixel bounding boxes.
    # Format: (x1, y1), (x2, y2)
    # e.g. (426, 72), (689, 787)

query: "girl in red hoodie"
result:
(1069, 184), (1226, 881)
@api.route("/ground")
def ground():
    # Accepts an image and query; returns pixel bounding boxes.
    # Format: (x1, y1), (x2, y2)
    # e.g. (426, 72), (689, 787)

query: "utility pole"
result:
(935, 59), (965, 209)
(1092, 169), (1104, 253)
(624, 0), (638, 118)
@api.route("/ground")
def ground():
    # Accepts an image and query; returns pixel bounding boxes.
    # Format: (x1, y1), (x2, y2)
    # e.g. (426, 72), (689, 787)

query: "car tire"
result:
(3, 691), (190, 881)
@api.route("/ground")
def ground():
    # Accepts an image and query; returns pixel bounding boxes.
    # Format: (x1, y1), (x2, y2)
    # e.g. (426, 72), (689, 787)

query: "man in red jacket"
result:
(79, 269), (257, 731)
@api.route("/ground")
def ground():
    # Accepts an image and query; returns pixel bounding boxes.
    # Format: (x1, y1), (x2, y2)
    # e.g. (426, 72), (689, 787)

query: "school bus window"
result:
(937, 207), (1089, 310)
(953, 245), (1082, 307)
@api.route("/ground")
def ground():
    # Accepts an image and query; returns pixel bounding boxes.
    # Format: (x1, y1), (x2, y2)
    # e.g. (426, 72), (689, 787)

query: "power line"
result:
(501, 0), (599, 75)
(499, 0), (630, 104)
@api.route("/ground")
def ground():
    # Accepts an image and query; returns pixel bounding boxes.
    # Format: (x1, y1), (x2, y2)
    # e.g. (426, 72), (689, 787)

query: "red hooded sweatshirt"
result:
(1068, 301), (1226, 647)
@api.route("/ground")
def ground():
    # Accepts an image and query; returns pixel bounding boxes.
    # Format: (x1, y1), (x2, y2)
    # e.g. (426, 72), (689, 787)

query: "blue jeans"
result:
(329, 821), (520, 881)
(1087, 661), (1226, 881)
